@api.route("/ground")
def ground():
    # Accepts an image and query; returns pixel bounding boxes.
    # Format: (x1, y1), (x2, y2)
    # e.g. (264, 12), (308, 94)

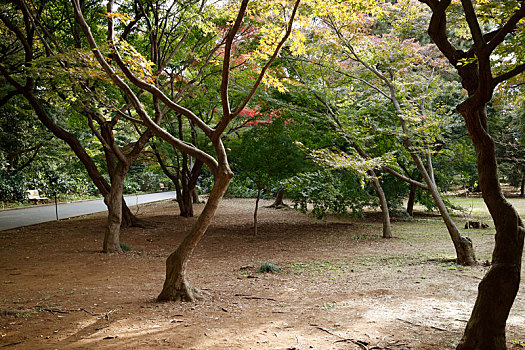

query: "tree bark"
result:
(370, 173), (392, 238)
(406, 184), (417, 216)
(267, 187), (288, 208)
(407, 173), (423, 216)
(103, 170), (125, 253)
(272, 187), (285, 207)
(192, 187), (199, 204)
(456, 107), (524, 349)
(157, 166), (233, 302)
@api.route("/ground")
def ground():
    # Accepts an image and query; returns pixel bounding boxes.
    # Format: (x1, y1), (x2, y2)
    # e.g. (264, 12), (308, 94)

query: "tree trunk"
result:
(254, 187), (262, 235)
(406, 172), (423, 216)
(428, 182), (476, 266)
(401, 133), (475, 265)
(179, 184), (194, 218)
(103, 171), (125, 253)
(406, 184), (417, 216)
(456, 107), (524, 349)
(267, 187), (286, 208)
(520, 174), (525, 197)
(395, 107), (475, 264)
(369, 170), (392, 238)
(157, 167), (233, 302)
(192, 187), (199, 203)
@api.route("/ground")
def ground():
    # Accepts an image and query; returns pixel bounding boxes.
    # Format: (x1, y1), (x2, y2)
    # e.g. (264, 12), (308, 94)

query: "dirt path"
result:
(1, 198), (524, 349)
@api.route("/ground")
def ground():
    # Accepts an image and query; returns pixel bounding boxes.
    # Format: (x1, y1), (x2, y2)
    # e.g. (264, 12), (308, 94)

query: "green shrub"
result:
(120, 243), (132, 252)
(0, 170), (27, 202)
(257, 261), (280, 273)
(284, 169), (373, 219)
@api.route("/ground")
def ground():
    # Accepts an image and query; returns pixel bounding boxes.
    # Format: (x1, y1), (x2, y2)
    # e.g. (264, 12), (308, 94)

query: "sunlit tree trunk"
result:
(157, 167), (233, 301)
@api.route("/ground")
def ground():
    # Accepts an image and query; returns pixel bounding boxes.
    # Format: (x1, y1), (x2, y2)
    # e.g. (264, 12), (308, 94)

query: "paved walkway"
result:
(0, 191), (176, 231)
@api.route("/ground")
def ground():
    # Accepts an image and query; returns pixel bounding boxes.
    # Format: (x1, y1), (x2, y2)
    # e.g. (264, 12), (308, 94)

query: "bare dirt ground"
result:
(1, 197), (524, 349)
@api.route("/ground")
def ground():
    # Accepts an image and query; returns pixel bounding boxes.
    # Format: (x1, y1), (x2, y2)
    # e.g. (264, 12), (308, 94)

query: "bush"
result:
(124, 170), (168, 194)
(257, 261), (280, 273)
(120, 243), (132, 251)
(225, 176), (259, 198)
(0, 170), (27, 202)
(285, 169), (374, 219)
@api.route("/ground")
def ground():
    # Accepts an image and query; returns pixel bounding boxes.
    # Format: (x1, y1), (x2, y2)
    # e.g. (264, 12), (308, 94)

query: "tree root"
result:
(130, 218), (157, 229)
(157, 282), (205, 302)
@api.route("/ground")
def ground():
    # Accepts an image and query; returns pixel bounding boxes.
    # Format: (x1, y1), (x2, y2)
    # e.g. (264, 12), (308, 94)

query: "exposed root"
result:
(131, 218), (157, 228)
(157, 282), (204, 302)
(456, 236), (477, 266)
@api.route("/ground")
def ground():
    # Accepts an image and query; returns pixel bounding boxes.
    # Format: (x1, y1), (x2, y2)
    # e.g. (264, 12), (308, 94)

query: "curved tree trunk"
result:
(157, 167), (233, 302)
(456, 107), (524, 349)
(369, 170), (392, 238)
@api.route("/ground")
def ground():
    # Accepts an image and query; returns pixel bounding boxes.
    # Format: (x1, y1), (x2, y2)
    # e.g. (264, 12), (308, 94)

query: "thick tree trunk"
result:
(456, 107), (525, 349)
(121, 200), (136, 227)
(369, 170), (392, 238)
(254, 187), (262, 235)
(179, 184), (194, 218)
(157, 167), (233, 302)
(103, 172), (125, 253)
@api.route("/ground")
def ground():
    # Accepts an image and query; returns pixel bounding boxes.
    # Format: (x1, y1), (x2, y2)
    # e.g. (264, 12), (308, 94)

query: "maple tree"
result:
(228, 111), (304, 234)
(0, 0), (154, 252)
(280, 0), (476, 258)
(417, 0), (525, 347)
(72, 0), (304, 301)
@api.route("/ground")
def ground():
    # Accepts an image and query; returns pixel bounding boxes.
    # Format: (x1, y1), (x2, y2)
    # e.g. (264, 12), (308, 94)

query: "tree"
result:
(490, 84), (525, 196)
(72, 0), (303, 301)
(289, 0), (476, 262)
(0, 0), (150, 253)
(418, 0), (525, 347)
(229, 113), (304, 234)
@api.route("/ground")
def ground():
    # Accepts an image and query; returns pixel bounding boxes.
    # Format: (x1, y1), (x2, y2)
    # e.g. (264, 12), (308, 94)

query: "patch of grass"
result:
(320, 301), (336, 310)
(257, 261), (280, 273)
(353, 255), (420, 268)
(16, 310), (37, 318)
(439, 261), (469, 271)
(287, 260), (350, 275)
(120, 243), (132, 252)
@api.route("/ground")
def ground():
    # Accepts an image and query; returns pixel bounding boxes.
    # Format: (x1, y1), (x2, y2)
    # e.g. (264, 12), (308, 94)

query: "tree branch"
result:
(461, 0), (485, 50)
(484, 2), (525, 55)
(233, 0), (301, 118)
(494, 64), (525, 86)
